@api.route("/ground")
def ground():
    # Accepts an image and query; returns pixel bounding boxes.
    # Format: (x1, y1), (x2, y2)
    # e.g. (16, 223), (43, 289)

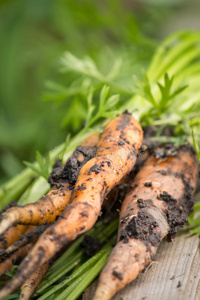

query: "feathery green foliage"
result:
(0, 0), (160, 184)
(24, 152), (50, 181)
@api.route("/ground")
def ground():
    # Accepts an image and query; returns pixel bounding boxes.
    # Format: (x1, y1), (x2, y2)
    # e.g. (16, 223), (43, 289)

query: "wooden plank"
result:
(83, 232), (200, 300)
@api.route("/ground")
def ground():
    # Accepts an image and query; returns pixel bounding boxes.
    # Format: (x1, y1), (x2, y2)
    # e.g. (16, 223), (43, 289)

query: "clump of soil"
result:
(48, 145), (97, 187)
(81, 235), (101, 257)
(120, 209), (161, 249)
(142, 125), (195, 161)
(112, 269), (123, 280)
(12, 256), (24, 266)
(157, 170), (194, 240)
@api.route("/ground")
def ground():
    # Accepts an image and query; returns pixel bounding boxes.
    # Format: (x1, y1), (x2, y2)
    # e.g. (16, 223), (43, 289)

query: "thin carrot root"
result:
(0, 226), (36, 274)
(0, 182), (72, 234)
(19, 261), (49, 300)
(93, 146), (198, 300)
(0, 224), (27, 249)
(0, 225), (48, 262)
(0, 132), (100, 235)
(0, 177), (72, 236)
(0, 113), (143, 299)
(0, 242), (34, 277)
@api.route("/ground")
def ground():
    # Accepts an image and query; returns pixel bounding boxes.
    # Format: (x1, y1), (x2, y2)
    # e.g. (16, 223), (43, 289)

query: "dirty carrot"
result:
(93, 145), (199, 300)
(19, 261), (50, 300)
(0, 113), (143, 299)
(0, 224), (27, 249)
(0, 132), (99, 235)
(0, 183), (71, 236)
(0, 226), (36, 276)
(0, 242), (33, 276)
(0, 225), (48, 262)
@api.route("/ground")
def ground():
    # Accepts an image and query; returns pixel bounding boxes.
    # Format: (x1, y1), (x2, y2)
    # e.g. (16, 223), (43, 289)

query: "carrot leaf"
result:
(0, 293), (20, 300)
(84, 85), (119, 129)
(191, 130), (200, 161)
(24, 151), (50, 181)
(60, 52), (105, 82)
(157, 73), (188, 112)
(132, 73), (158, 109)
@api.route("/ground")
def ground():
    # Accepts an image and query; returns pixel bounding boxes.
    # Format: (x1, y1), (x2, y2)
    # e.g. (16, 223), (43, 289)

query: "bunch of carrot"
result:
(0, 113), (198, 300)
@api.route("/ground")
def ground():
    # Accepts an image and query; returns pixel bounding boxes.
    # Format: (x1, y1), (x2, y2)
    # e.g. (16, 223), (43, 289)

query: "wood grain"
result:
(83, 232), (200, 300)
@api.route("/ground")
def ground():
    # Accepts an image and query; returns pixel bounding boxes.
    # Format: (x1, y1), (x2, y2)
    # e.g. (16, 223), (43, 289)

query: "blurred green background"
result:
(0, 0), (200, 184)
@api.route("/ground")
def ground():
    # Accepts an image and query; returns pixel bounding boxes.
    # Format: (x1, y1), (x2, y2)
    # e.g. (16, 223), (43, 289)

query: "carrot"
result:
(0, 242), (34, 277)
(0, 113), (143, 299)
(0, 132), (100, 235)
(93, 145), (199, 300)
(0, 225), (48, 262)
(0, 203), (28, 249)
(0, 225), (27, 250)
(0, 226), (36, 273)
(19, 261), (50, 300)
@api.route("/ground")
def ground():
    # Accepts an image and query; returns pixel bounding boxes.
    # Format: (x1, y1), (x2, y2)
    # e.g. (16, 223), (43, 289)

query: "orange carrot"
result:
(0, 225), (27, 250)
(0, 242), (34, 277)
(0, 113), (143, 298)
(0, 226), (36, 275)
(93, 145), (199, 300)
(0, 182), (71, 235)
(19, 261), (49, 300)
(0, 132), (99, 235)
(0, 225), (48, 262)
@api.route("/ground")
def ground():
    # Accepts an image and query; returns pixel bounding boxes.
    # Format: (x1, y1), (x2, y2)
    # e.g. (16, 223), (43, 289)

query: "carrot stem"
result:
(37, 248), (106, 300)
(36, 218), (118, 295)
(17, 177), (50, 206)
(60, 248), (111, 300)
(35, 252), (83, 295)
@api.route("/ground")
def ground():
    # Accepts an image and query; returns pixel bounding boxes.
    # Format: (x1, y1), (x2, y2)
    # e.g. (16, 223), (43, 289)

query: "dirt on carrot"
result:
(0, 133), (100, 235)
(93, 145), (199, 300)
(49, 132), (99, 187)
(81, 235), (101, 258)
(19, 261), (50, 300)
(0, 113), (143, 299)
(0, 225), (48, 263)
(0, 224), (28, 250)
(0, 202), (28, 249)
(0, 242), (33, 277)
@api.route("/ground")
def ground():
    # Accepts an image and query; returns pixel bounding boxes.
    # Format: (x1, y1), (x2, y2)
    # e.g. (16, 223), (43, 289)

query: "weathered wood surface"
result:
(83, 232), (200, 300)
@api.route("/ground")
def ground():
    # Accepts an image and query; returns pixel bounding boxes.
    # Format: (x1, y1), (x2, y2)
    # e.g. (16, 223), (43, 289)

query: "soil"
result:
(143, 124), (196, 162)
(112, 269), (123, 280)
(119, 144), (198, 251)
(12, 255), (24, 266)
(48, 144), (97, 186)
(81, 235), (101, 257)
(119, 209), (161, 248)
(157, 169), (194, 240)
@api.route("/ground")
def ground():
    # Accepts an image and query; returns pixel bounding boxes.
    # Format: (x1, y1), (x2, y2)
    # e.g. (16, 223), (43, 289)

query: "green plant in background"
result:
(0, 0), (161, 184)
(24, 152), (50, 181)
(1, 0), (189, 185)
